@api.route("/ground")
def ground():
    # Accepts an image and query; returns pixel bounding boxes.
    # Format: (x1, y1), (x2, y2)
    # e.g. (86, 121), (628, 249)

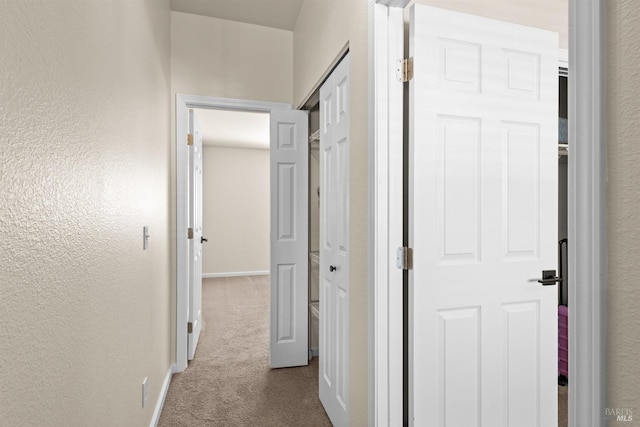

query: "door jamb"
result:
(568, 1), (607, 425)
(369, 1), (606, 426)
(175, 94), (291, 372)
(368, 2), (404, 425)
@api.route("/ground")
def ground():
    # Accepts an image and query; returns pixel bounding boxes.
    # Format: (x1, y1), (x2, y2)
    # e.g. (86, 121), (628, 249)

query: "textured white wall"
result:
(294, 1), (370, 424)
(0, 1), (171, 426)
(171, 11), (294, 104)
(607, 0), (640, 415)
(202, 146), (270, 275)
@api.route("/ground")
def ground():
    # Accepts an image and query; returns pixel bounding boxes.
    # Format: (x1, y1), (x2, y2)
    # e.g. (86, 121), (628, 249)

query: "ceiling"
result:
(169, 0), (304, 31)
(194, 109), (270, 150)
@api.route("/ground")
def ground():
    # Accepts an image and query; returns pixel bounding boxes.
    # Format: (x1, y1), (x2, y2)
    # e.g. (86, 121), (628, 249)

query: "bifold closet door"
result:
(319, 53), (350, 427)
(269, 109), (309, 369)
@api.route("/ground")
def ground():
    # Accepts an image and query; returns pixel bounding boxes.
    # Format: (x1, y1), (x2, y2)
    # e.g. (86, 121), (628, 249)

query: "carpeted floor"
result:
(158, 275), (331, 427)
(158, 275), (568, 426)
(559, 383), (568, 427)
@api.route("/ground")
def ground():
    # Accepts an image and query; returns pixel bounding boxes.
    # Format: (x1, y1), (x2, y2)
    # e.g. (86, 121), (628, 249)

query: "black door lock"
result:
(538, 269), (562, 286)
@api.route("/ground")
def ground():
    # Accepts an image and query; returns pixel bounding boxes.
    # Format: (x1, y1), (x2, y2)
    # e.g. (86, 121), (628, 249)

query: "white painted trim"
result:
(149, 365), (174, 427)
(369, 1), (404, 426)
(297, 44), (350, 109)
(568, 1), (607, 426)
(559, 48), (569, 69)
(175, 95), (293, 373)
(178, 95), (291, 113)
(375, 0), (410, 8)
(202, 271), (270, 279)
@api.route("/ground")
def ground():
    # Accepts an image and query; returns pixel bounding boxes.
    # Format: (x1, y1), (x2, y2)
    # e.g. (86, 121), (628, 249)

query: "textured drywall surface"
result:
(171, 11), (294, 104)
(294, 1), (369, 424)
(607, 0), (640, 417)
(202, 146), (270, 275)
(0, 1), (172, 426)
(409, 0), (568, 49)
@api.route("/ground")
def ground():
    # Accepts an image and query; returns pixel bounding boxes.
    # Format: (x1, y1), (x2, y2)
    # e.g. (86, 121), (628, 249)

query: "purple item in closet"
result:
(558, 305), (568, 380)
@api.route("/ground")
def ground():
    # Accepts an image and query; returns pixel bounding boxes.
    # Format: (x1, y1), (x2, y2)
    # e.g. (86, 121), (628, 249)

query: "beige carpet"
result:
(559, 383), (568, 427)
(158, 275), (331, 427)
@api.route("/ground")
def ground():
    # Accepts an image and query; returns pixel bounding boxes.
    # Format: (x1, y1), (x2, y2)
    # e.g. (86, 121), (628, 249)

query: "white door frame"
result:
(368, 2), (404, 425)
(369, 1), (606, 426)
(175, 94), (291, 372)
(567, 1), (607, 425)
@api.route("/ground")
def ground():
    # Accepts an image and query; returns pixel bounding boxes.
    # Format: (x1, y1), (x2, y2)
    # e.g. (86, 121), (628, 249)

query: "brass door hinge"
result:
(187, 133), (194, 146)
(187, 228), (193, 239)
(396, 57), (414, 83)
(187, 322), (193, 334)
(397, 246), (413, 270)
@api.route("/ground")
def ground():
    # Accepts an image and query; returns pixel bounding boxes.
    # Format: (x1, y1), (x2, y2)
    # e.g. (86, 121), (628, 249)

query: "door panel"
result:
(187, 109), (204, 360)
(409, 5), (558, 426)
(319, 53), (350, 427)
(269, 109), (309, 369)
(437, 307), (480, 426)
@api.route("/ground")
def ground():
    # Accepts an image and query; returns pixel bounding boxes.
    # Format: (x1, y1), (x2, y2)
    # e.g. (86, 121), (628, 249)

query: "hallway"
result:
(159, 276), (331, 426)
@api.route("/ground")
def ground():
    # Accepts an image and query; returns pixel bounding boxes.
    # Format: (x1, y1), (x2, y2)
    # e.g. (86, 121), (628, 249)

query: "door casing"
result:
(175, 95), (292, 372)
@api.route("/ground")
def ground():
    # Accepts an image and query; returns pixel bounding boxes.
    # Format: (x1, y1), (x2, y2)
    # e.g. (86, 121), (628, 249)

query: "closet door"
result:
(269, 109), (309, 368)
(408, 5), (558, 426)
(319, 53), (350, 427)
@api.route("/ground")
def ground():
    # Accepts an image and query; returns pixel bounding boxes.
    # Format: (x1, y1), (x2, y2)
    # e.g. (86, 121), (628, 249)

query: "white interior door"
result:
(319, 54), (350, 427)
(408, 5), (558, 426)
(269, 109), (309, 368)
(188, 109), (204, 360)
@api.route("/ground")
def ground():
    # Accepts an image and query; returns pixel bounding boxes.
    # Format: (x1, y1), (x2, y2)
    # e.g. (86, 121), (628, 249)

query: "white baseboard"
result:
(202, 271), (269, 278)
(150, 364), (174, 427)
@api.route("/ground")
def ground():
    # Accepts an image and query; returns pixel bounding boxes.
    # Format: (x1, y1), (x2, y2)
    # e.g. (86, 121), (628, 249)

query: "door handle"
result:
(201, 237), (208, 244)
(329, 265), (337, 272)
(537, 269), (562, 286)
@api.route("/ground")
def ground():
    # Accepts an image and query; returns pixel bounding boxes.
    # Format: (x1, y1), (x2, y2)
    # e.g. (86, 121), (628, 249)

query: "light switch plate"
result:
(143, 226), (150, 250)
(142, 377), (148, 407)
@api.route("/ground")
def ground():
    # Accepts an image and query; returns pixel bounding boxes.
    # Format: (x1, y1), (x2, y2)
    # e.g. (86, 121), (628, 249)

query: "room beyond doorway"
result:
(194, 108), (271, 279)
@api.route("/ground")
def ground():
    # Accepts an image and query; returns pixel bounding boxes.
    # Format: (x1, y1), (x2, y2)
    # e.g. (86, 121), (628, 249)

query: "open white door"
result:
(408, 5), (558, 426)
(319, 54), (350, 427)
(269, 109), (309, 368)
(187, 109), (204, 360)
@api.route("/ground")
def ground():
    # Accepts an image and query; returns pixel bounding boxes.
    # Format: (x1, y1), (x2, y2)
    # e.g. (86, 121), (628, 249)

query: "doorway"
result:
(194, 108), (271, 281)
(174, 60), (351, 423)
(175, 96), (293, 372)
(371, 2), (605, 425)
(557, 67), (569, 427)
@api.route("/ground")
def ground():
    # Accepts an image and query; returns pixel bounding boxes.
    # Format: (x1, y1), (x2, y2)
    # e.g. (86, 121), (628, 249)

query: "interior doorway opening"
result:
(557, 67), (569, 427)
(175, 96), (292, 373)
(193, 108), (271, 281)
(173, 94), (330, 418)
